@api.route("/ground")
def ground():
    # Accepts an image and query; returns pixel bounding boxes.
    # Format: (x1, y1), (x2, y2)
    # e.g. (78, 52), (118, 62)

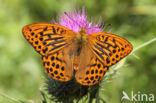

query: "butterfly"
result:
(22, 23), (133, 86)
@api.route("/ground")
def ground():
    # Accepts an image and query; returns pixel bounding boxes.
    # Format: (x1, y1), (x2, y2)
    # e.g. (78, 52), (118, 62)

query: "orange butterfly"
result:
(22, 23), (133, 86)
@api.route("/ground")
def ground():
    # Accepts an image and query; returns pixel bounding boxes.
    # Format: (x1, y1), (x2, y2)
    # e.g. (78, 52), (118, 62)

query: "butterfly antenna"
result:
(64, 12), (82, 28)
(104, 24), (112, 33)
(103, 24), (112, 30)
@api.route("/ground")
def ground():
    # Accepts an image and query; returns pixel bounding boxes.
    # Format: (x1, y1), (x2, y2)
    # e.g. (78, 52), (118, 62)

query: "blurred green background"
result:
(0, 0), (156, 103)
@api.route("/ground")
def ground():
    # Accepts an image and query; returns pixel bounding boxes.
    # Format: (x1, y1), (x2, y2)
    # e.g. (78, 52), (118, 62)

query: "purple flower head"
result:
(52, 8), (104, 34)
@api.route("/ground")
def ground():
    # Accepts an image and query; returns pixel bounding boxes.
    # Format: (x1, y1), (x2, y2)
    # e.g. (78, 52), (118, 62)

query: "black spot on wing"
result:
(52, 26), (56, 34)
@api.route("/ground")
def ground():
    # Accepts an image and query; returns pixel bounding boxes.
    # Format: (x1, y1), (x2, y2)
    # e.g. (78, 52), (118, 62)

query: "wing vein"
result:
(47, 40), (66, 46)
(49, 43), (67, 52)
(92, 48), (104, 60)
(94, 44), (108, 56)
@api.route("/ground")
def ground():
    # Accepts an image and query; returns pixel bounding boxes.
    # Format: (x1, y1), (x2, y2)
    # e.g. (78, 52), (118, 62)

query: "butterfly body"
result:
(75, 27), (87, 43)
(22, 23), (133, 86)
(66, 27), (89, 71)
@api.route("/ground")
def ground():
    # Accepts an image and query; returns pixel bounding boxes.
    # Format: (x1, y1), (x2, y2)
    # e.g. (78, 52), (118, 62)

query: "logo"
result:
(121, 90), (154, 102)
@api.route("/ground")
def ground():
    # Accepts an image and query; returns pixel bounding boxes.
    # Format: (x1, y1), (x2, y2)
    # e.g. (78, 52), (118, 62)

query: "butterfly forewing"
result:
(22, 23), (76, 56)
(87, 33), (133, 67)
(22, 23), (76, 82)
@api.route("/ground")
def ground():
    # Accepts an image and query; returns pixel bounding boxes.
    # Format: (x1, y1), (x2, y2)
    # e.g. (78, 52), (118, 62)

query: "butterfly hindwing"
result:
(42, 46), (74, 82)
(22, 23), (76, 56)
(75, 55), (108, 86)
(87, 33), (133, 67)
(74, 44), (108, 86)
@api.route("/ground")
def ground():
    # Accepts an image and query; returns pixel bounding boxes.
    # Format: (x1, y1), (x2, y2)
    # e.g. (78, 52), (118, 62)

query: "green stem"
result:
(0, 93), (22, 103)
(131, 38), (156, 53)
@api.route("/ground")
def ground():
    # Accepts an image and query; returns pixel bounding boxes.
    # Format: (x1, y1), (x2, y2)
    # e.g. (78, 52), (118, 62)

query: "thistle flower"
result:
(52, 8), (104, 34)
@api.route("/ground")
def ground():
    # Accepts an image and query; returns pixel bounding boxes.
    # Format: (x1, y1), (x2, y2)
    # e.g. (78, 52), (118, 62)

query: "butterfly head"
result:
(76, 27), (87, 42)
